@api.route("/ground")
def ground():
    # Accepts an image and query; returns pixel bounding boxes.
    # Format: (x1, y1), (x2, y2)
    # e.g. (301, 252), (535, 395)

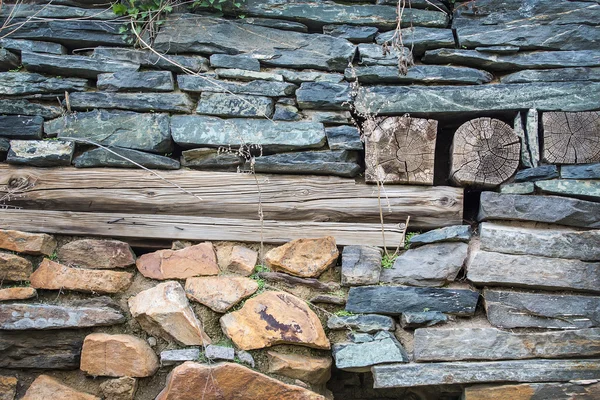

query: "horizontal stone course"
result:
(0, 72), (89, 95)
(68, 92), (195, 113)
(21, 51), (139, 79)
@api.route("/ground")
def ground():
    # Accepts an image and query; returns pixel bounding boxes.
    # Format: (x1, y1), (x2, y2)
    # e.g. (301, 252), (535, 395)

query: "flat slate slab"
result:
(210, 54), (260, 71)
(355, 82), (600, 115)
(478, 192), (600, 229)
(327, 314), (395, 333)
(74, 147), (180, 170)
(325, 126), (362, 151)
(160, 348), (200, 366)
(400, 311), (447, 328)
(252, 150), (361, 177)
(341, 245), (382, 286)
(0, 99), (62, 119)
(408, 225), (471, 247)
(21, 51), (139, 79)
(97, 71), (174, 92)
(346, 65), (492, 85)
(345, 286), (479, 316)
(196, 92), (274, 118)
(0, 72), (89, 95)
(562, 163), (600, 179)
(484, 289), (600, 329)
(535, 179), (600, 202)
(376, 27), (455, 56)
(7, 140), (74, 167)
(0, 38), (66, 55)
(501, 67), (600, 84)
(372, 359), (600, 388)
(413, 327), (600, 362)
(514, 165), (559, 182)
(68, 92), (195, 113)
(296, 82), (351, 110)
(0, 115), (43, 139)
(499, 182), (535, 194)
(177, 75), (297, 97)
(93, 47), (209, 73)
(467, 249), (600, 293)
(333, 331), (409, 372)
(0, 330), (85, 369)
(479, 222), (600, 261)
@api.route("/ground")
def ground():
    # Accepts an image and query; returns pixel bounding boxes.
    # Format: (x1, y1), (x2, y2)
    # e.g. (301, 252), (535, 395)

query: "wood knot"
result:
(7, 176), (35, 191)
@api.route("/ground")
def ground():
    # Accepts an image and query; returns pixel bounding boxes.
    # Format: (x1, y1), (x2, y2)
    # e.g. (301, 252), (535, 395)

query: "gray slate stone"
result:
(349, 332), (374, 344)
(154, 15), (356, 72)
(372, 359), (600, 388)
(92, 47), (209, 73)
(346, 65), (493, 85)
(170, 115), (326, 153)
(97, 71), (174, 92)
(0, 115), (43, 139)
(408, 225), (472, 246)
(46, 110), (172, 154)
(380, 242), (468, 287)
(499, 182), (535, 194)
(341, 245), (382, 287)
(240, 17), (308, 32)
(74, 147), (180, 170)
(7, 139), (74, 167)
(484, 289), (600, 330)
(400, 312), (447, 328)
(305, 110), (353, 125)
(376, 27), (455, 56)
(273, 104), (301, 121)
(215, 68), (283, 82)
(235, 350), (255, 367)
(0, 330), (85, 369)
(2, 4), (117, 20)
(21, 51), (139, 79)
(468, 249), (600, 293)
(414, 327), (600, 362)
(252, 150), (361, 178)
(68, 92), (195, 113)
(180, 148), (243, 170)
(355, 82), (600, 115)
(160, 348), (200, 366)
(502, 67), (600, 84)
(196, 92), (274, 118)
(296, 82), (351, 110)
(205, 345), (235, 361)
(422, 49), (600, 71)
(327, 314), (394, 333)
(271, 69), (344, 84)
(346, 286), (480, 316)
(357, 43), (412, 66)
(0, 48), (19, 71)
(0, 298), (125, 330)
(523, 109), (540, 167)
(177, 75), (297, 97)
(515, 165), (559, 182)
(325, 126), (362, 151)
(475, 46), (520, 54)
(0, 72), (89, 95)
(323, 24), (378, 43)
(0, 38), (66, 55)
(0, 138), (8, 160)
(210, 54), (260, 71)
(513, 111), (533, 168)
(333, 331), (409, 372)
(536, 179), (600, 202)
(0, 99), (62, 119)
(478, 192), (600, 229)
(562, 163), (600, 179)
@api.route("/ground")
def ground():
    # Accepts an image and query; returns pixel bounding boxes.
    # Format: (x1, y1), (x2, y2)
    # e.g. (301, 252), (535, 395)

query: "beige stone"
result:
(22, 375), (99, 400)
(156, 362), (325, 400)
(58, 239), (135, 269)
(0, 252), (32, 281)
(265, 237), (338, 278)
(100, 377), (137, 400)
(136, 242), (219, 280)
(128, 281), (211, 346)
(30, 259), (133, 294)
(185, 276), (258, 313)
(0, 229), (56, 256)
(0, 376), (17, 400)
(267, 351), (332, 385)
(220, 291), (330, 351)
(81, 333), (158, 378)
(227, 245), (258, 276)
(0, 287), (37, 301)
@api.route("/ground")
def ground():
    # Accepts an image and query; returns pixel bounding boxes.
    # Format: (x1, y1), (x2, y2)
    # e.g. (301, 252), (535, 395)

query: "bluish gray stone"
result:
(21, 51), (139, 79)
(341, 245), (382, 286)
(196, 92), (274, 118)
(45, 110), (173, 154)
(252, 150), (361, 178)
(562, 163), (600, 179)
(501, 67), (600, 84)
(210, 54), (260, 71)
(170, 115), (326, 152)
(346, 65), (493, 85)
(325, 126), (362, 151)
(408, 225), (472, 246)
(357, 43), (412, 66)
(349, 332), (374, 343)
(515, 165), (559, 182)
(205, 345), (235, 361)
(346, 286), (480, 316)
(68, 92), (195, 113)
(327, 314), (394, 333)
(236, 350), (255, 367)
(271, 69), (344, 84)
(180, 148), (243, 170)
(0, 138), (8, 160)
(0, 38), (66, 55)
(305, 111), (353, 125)
(177, 75), (297, 97)
(273, 104), (301, 121)
(0, 49), (18, 71)
(535, 179), (600, 202)
(97, 71), (174, 92)
(0, 115), (43, 139)
(215, 68), (284, 82)
(296, 82), (351, 110)
(7, 139), (74, 167)
(376, 27), (455, 56)
(499, 182), (535, 194)
(160, 348), (200, 366)
(333, 331), (409, 372)
(2, 4), (117, 20)
(0, 72), (89, 95)
(400, 312), (447, 328)
(93, 47), (209, 73)
(323, 24), (378, 43)
(475, 46), (520, 54)
(240, 17), (308, 32)
(74, 147), (180, 170)
(0, 99), (61, 119)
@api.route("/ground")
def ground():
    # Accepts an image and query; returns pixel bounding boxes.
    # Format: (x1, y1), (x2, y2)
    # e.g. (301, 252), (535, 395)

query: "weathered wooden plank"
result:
(463, 382), (600, 400)
(0, 209), (405, 247)
(0, 165), (463, 228)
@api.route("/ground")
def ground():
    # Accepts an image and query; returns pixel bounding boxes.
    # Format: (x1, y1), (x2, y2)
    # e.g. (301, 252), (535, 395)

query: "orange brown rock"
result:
(220, 291), (330, 351)
(265, 237), (339, 278)
(267, 351), (332, 385)
(0, 287), (37, 301)
(22, 375), (99, 400)
(156, 362), (325, 400)
(227, 245), (258, 276)
(58, 239), (136, 269)
(0, 229), (56, 256)
(30, 259), (133, 294)
(128, 281), (211, 346)
(185, 276), (258, 313)
(0, 375), (17, 400)
(136, 242), (219, 280)
(80, 333), (159, 378)
(0, 252), (32, 281)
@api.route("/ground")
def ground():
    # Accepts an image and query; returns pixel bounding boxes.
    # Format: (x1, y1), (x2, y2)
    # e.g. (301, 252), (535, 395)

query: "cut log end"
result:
(542, 111), (600, 164)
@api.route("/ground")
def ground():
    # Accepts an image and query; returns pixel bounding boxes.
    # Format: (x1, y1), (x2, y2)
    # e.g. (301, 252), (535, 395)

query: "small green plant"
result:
(249, 265), (269, 292)
(381, 253), (397, 269)
(8, 65), (23, 72)
(253, 264), (270, 274)
(113, 0), (174, 45)
(48, 250), (59, 261)
(192, 0), (245, 15)
(334, 310), (354, 317)
(404, 231), (420, 249)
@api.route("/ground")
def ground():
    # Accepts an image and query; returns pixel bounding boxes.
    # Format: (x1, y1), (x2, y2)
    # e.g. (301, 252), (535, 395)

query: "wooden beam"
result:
(0, 165), (463, 229)
(0, 209), (407, 247)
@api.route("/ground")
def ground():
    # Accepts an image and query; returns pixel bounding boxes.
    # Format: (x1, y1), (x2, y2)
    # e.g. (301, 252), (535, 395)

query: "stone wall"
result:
(0, 0), (600, 399)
